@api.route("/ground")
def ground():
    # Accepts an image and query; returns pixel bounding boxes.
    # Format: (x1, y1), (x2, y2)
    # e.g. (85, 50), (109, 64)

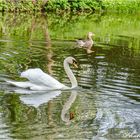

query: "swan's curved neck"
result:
(64, 60), (78, 88)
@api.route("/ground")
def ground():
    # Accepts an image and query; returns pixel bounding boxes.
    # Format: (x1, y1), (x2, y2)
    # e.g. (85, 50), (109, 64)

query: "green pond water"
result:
(0, 12), (140, 140)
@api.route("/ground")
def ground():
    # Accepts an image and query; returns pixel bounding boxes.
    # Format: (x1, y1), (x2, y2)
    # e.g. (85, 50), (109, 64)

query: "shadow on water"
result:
(0, 12), (140, 139)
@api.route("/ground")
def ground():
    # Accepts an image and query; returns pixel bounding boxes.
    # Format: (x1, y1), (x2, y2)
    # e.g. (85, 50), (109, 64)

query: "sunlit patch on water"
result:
(0, 12), (140, 140)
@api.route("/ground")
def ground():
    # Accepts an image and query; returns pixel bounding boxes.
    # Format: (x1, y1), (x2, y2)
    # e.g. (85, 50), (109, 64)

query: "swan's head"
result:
(65, 57), (78, 68)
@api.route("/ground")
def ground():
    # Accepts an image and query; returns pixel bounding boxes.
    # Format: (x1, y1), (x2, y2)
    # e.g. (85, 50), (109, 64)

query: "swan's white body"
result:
(7, 57), (78, 91)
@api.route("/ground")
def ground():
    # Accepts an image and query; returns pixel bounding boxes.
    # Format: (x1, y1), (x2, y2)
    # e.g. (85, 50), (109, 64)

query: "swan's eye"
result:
(72, 59), (77, 64)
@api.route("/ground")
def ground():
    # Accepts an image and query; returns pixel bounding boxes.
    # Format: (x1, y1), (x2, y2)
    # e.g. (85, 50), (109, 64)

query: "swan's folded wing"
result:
(6, 80), (35, 88)
(20, 68), (65, 89)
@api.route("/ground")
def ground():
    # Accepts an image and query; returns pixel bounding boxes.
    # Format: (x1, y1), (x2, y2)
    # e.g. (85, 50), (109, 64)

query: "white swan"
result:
(6, 57), (78, 90)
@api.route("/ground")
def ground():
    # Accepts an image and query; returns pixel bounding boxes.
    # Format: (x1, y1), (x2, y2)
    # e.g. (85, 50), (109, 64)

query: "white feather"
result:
(6, 80), (35, 88)
(20, 68), (65, 89)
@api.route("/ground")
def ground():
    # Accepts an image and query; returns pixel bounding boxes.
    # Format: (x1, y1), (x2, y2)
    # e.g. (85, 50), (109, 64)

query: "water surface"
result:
(0, 12), (140, 140)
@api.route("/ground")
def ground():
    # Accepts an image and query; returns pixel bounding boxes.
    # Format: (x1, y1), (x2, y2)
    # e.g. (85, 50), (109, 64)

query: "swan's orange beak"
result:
(72, 59), (78, 68)
(73, 62), (78, 68)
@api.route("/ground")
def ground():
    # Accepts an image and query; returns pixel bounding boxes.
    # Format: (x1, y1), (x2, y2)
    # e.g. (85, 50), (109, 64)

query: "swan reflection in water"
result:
(15, 89), (61, 108)
(61, 90), (78, 124)
(15, 89), (78, 124)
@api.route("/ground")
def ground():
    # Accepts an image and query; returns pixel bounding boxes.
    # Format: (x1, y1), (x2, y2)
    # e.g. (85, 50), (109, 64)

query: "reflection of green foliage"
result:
(1, 93), (39, 139)
(1, 93), (33, 122)
(47, 12), (140, 41)
(0, 12), (140, 77)
(1, 12), (140, 42)
(0, 13), (49, 76)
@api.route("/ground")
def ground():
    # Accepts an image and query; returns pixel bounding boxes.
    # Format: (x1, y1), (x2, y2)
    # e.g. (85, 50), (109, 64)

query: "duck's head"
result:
(88, 32), (95, 38)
